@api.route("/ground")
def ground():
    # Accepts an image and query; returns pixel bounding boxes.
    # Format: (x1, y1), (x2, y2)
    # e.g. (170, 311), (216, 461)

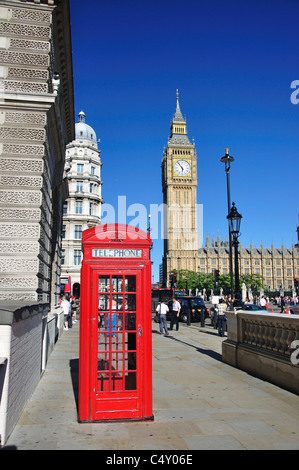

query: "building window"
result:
(76, 181), (83, 192)
(61, 249), (65, 265)
(245, 268), (250, 274)
(74, 250), (82, 266)
(62, 225), (66, 239)
(277, 269), (281, 276)
(91, 166), (95, 175)
(63, 202), (67, 215)
(89, 202), (93, 216)
(90, 183), (93, 193)
(75, 225), (82, 239)
(77, 164), (84, 174)
(76, 201), (83, 214)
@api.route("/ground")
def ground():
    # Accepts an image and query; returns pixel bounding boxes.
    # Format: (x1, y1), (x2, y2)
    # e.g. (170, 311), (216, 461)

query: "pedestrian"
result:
(217, 298), (227, 337)
(280, 296), (285, 313)
(61, 295), (71, 331)
(156, 300), (169, 336)
(260, 296), (267, 309)
(170, 297), (181, 331)
(72, 297), (78, 323)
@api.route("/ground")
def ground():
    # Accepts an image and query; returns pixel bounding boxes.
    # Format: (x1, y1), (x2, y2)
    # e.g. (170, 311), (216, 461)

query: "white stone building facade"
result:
(61, 111), (103, 296)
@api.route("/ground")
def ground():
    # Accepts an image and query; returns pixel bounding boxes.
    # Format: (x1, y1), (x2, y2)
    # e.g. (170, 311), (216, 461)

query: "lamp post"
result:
(220, 148), (234, 298)
(227, 202), (242, 299)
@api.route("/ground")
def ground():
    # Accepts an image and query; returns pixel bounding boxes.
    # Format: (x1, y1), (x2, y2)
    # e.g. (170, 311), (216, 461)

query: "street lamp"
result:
(227, 202), (242, 299)
(220, 148), (235, 297)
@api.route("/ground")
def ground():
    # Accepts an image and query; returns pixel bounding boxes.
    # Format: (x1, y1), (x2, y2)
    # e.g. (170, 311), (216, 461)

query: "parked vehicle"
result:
(166, 296), (209, 323)
(235, 303), (266, 312)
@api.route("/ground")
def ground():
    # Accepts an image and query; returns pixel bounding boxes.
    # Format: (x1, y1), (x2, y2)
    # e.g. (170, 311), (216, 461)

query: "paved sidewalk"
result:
(4, 319), (299, 450)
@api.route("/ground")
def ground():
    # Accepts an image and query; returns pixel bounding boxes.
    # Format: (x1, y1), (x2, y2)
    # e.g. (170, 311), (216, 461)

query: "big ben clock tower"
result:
(162, 91), (200, 286)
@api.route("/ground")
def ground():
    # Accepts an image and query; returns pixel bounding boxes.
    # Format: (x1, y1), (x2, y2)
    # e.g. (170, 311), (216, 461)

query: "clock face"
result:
(174, 160), (191, 176)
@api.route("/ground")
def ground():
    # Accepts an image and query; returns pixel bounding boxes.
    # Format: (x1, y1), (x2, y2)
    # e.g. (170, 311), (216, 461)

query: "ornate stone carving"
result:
(0, 175), (42, 187)
(0, 22), (50, 39)
(0, 127), (45, 141)
(3, 80), (48, 94)
(0, 223), (40, 238)
(7, 67), (48, 80)
(0, 208), (40, 220)
(0, 51), (49, 67)
(11, 8), (51, 24)
(0, 190), (41, 205)
(2, 144), (44, 155)
(0, 258), (38, 272)
(0, 158), (43, 173)
(0, 242), (38, 254)
(10, 38), (50, 52)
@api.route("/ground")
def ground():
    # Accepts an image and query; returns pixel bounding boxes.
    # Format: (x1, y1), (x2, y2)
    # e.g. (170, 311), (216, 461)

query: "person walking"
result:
(156, 300), (169, 336)
(170, 297), (181, 331)
(280, 296), (286, 313)
(217, 298), (227, 337)
(61, 295), (71, 331)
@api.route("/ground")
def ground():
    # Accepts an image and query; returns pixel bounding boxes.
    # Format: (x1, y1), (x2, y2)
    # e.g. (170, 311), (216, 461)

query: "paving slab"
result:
(4, 318), (299, 451)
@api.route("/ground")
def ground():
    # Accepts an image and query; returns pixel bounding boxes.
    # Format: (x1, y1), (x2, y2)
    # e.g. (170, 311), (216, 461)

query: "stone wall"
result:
(0, 0), (74, 305)
(222, 310), (299, 395)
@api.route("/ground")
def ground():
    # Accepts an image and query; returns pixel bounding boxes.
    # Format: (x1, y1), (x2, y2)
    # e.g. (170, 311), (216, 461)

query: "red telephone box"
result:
(78, 224), (153, 422)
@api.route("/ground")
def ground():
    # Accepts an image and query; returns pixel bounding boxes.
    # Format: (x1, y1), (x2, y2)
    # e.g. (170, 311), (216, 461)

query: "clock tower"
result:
(162, 91), (200, 286)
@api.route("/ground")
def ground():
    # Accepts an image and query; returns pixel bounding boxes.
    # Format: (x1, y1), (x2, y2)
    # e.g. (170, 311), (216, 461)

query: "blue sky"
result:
(70, 0), (299, 282)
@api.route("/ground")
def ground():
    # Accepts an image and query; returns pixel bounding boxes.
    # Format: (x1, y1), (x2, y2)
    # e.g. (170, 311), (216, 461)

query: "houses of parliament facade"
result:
(162, 92), (299, 291)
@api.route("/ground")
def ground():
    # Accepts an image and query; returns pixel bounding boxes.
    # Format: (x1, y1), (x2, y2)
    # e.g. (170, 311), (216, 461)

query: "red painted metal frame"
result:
(78, 224), (153, 423)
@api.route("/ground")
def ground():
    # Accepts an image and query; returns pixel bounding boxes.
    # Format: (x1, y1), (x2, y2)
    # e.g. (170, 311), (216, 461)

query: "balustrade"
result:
(240, 312), (299, 358)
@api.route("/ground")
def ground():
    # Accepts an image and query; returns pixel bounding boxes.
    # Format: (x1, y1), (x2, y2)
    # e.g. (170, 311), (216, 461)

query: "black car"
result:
(167, 296), (209, 323)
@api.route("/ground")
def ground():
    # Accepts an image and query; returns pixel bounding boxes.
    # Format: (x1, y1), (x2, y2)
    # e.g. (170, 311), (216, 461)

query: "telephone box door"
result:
(91, 269), (143, 421)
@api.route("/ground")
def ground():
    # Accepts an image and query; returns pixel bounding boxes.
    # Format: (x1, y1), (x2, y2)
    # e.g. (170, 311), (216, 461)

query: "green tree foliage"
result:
(239, 274), (266, 291)
(169, 270), (266, 294)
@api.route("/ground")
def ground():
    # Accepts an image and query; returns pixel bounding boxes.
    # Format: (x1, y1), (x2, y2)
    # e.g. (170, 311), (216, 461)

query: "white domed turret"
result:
(75, 111), (98, 146)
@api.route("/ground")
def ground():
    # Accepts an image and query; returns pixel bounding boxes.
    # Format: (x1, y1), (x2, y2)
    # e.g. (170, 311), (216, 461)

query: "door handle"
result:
(138, 328), (142, 336)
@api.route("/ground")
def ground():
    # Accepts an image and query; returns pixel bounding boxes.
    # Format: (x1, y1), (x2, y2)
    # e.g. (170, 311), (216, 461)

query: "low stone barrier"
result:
(222, 310), (299, 395)
(0, 302), (64, 445)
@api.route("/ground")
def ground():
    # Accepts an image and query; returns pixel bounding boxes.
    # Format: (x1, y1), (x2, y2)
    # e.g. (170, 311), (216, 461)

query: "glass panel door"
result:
(96, 273), (139, 394)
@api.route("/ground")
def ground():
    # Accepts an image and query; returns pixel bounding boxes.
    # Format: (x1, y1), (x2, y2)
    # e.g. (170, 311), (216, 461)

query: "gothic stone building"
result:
(0, 0), (74, 306)
(198, 235), (299, 291)
(162, 93), (299, 291)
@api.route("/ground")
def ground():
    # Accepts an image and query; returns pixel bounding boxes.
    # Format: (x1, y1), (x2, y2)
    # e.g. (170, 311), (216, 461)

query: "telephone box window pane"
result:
(98, 294), (109, 311)
(125, 372), (136, 391)
(125, 294), (136, 311)
(125, 276), (136, 292)
(111, 353), (123, 371)
(111, 333), (123, 351)
(98, 276), (110, 292)
(112, 294), (123, 311)
(127, 351), (136, 370)
(112, 276), (123, 292)
(125, 313), (136, 331)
